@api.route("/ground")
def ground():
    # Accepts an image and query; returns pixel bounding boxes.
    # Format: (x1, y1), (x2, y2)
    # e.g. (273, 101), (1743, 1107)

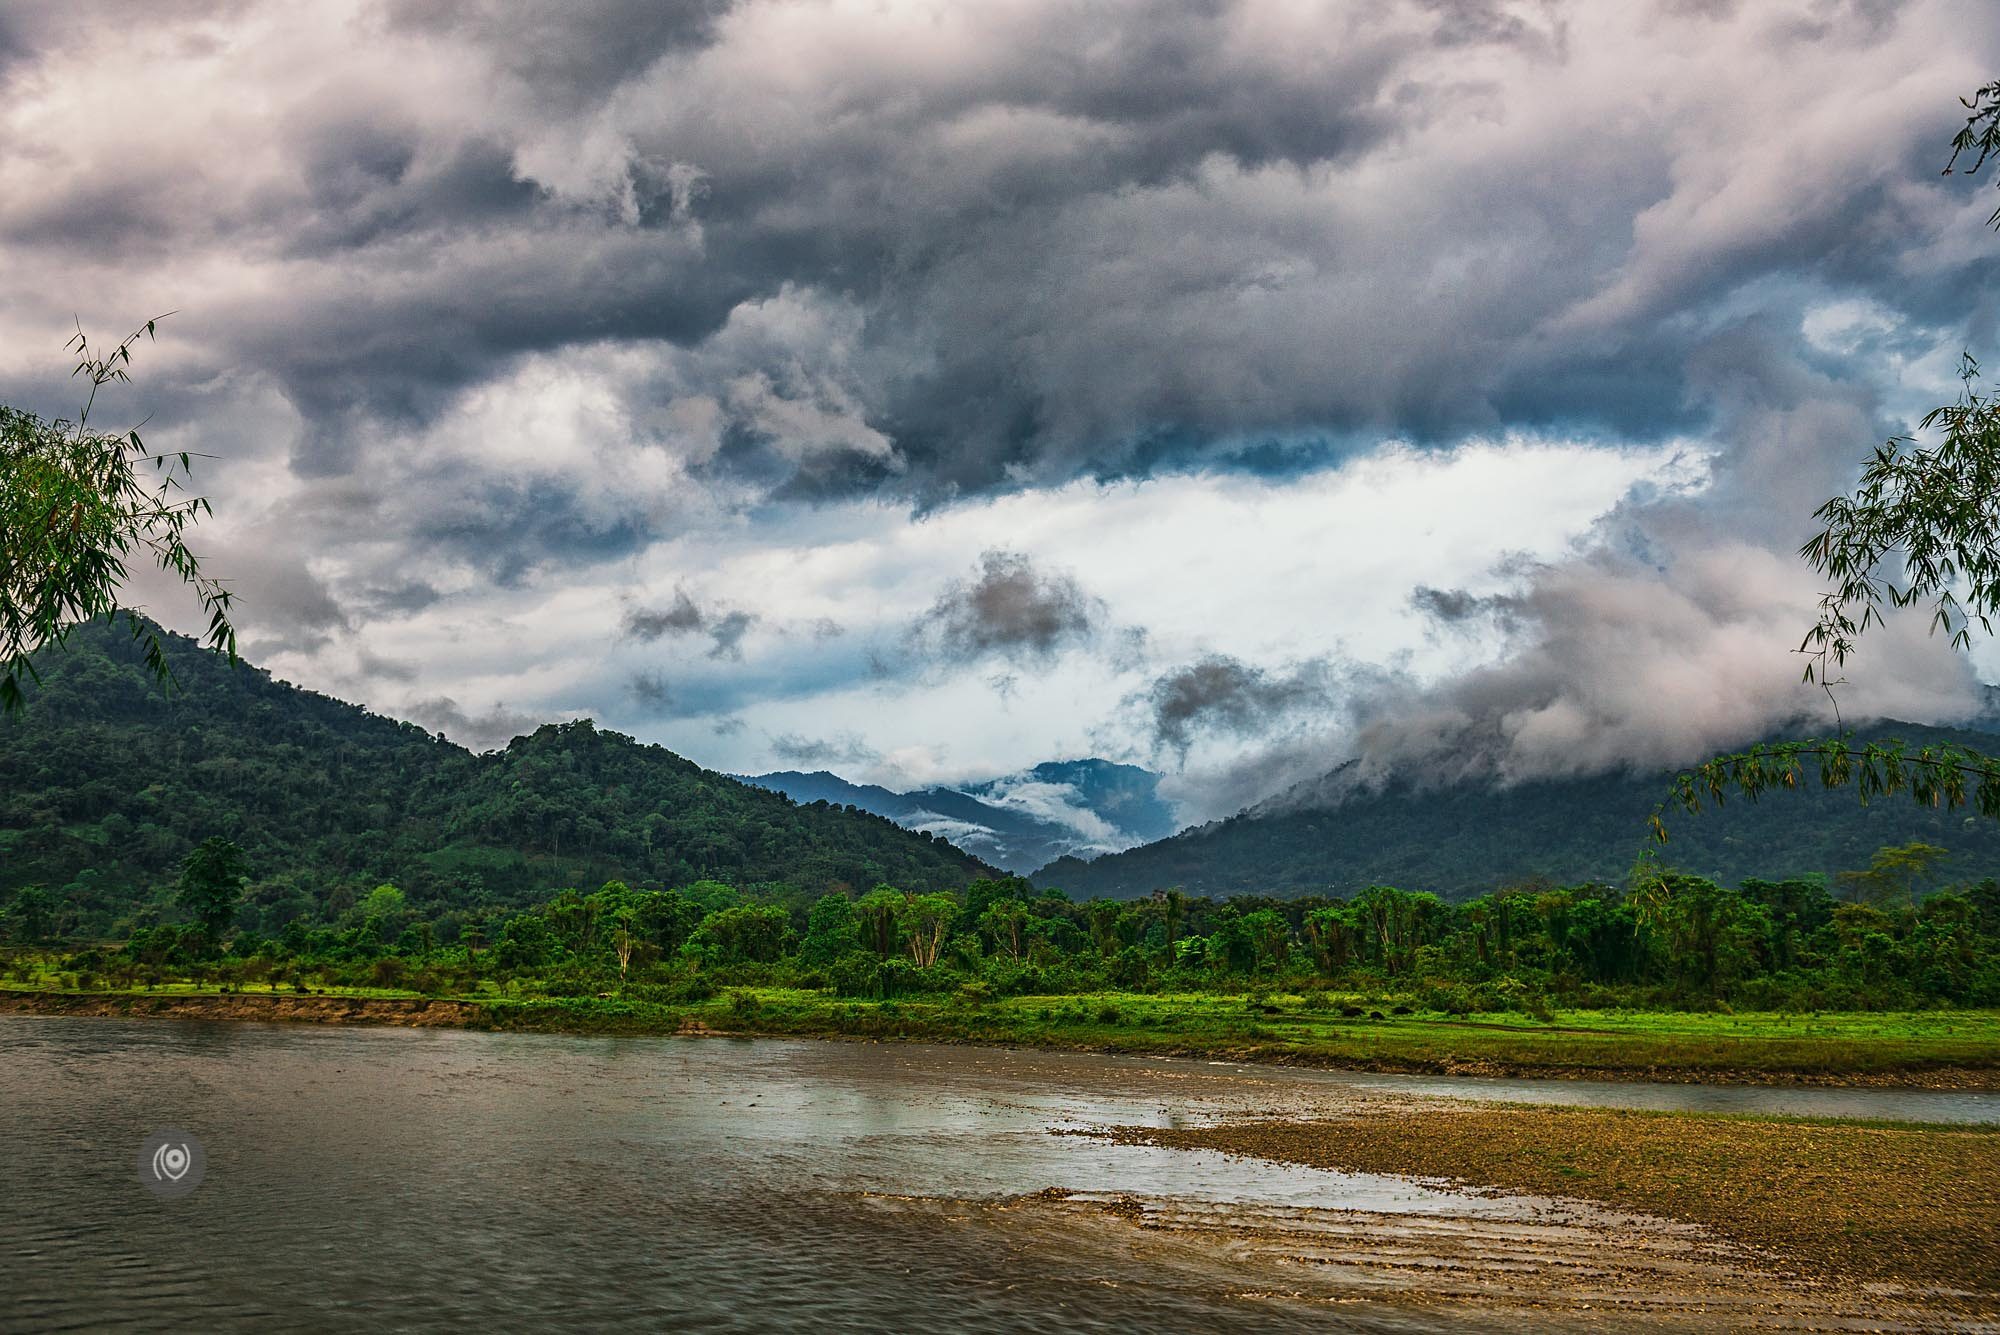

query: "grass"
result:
(6, 979), (1999, 1082)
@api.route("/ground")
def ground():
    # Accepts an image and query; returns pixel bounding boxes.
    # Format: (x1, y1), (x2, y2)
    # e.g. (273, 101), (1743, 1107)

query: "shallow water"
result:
(1224, 1064), (2000, 1124)
(0, 1018), (1982, 1331)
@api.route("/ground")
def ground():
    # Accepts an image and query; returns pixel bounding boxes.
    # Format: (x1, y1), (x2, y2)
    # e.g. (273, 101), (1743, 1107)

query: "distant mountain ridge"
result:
(1, 621), (990, 935)
(1035, 721), (2000, 900)
(739, 758), (1178, 873)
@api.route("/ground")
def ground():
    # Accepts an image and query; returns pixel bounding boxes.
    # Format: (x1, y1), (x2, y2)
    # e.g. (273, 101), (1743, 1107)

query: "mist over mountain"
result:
(739, 759), (1177, 874)
(1036, 721), (2000, 901)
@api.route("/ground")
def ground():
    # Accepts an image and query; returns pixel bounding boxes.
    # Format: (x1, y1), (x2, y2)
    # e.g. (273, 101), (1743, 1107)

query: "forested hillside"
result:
(0, 622), (989, 934)
(1038, 728), (2000, 901)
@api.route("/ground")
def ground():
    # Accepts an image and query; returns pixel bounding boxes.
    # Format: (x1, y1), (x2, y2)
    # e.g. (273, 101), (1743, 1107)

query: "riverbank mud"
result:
(869, 1185), (1991, 1331)
(1103, 1104), (2000, 1307)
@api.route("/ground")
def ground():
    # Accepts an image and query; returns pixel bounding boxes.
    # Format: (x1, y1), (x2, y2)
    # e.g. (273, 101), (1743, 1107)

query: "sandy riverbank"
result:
(1107, 1103), (2000, 1302)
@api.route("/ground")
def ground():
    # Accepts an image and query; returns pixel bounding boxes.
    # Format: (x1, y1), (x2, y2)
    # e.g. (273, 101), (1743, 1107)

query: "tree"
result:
(1799, 354), (2000, 685)
(4, 885), (55, 944)
(1835, 841), (1949, 909)
(800, 893), (860, 965)
(358, 883), (407, 923)
(898, 893), (956, 968)
(1797, 84), (2000, 681)
(1088, 899), (1124, 956)
(855, 885), (903, 958)
(634, 888), (705, 954)
(2, 317), (235, 713)
(1656, 84), (2000, 841)
(1651, 873), (1768, 995)
(687, 904), (794, 965)
(1153, 887), (1187, 959)
(494, 913), (557, 970)
(1239, 908), (1291, 970)
(1302, 903), (1358, 975)
(176, 836), (249, 945)
(979, 897), (1028, 962)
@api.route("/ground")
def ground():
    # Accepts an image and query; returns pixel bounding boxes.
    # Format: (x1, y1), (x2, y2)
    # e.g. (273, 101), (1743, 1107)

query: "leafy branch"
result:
(1796, 354), (2000, 690)
(1650, 84), (2000, 848)
(1650, 737), (2000, 846)
(1, 315), (236, 714)
(1945, 79), (2000, 231)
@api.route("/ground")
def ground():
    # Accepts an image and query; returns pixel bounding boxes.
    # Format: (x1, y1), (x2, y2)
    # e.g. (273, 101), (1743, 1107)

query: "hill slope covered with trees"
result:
(0, 621), (989, 935)
(1037, 726), (2000, 901)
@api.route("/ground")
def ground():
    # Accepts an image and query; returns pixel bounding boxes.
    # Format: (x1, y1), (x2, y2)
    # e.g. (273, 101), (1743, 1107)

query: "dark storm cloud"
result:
(624, 588), (760, 659)
(355, 580), (444, 617)
(20, 0), (1979, 553)
(357, 650), (420, 684)
(910, 550), (1102, 665)
(413, 478), (655, 584)
(1410, 586), (1490, 623)
(625, 591), (706, 640)
(629, 672), (672, 710)
(401, 696), (542, 751)
(1143, 654), (1338, 758)
(4, 0), (1996, 790)
(1409, 585), (1524, 630)
(705, 610), (757, 660)
(381, 0), (733, 108)
(176, 539), (353, 659)
(2, 0), (1988, 593)
(768, 732), (881, 768)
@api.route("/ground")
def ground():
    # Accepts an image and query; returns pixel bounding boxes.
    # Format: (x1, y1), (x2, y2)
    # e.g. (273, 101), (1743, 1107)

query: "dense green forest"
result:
(10, 858), (1997, 1014)
(1040, 735), (2000, 899)
(0, 621), (989, 935)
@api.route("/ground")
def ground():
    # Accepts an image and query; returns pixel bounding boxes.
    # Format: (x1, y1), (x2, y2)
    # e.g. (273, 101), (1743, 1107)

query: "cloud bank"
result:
(2, 1), (1995, 822)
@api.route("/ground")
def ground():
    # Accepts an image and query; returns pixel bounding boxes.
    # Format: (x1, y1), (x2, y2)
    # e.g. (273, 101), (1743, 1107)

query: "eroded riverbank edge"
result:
(6, 988), (1998, 1088)
(886, 1187), (1989, 1330)
(1099, 1104), (2000, 1305)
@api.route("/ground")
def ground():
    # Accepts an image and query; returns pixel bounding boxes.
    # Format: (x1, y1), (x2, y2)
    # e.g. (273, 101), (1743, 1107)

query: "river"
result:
(1, 1017), (1988, 1331)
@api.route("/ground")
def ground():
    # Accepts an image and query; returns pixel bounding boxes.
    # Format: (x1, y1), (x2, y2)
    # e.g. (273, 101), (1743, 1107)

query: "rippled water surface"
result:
(1, 1017), (1988, 1332)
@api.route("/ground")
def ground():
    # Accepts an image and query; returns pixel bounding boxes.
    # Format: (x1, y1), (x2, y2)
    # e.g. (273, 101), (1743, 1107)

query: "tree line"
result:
(8, 837), (1997, 1013)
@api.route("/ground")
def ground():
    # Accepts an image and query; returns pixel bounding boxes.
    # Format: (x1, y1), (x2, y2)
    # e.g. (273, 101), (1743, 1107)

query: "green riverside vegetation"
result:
(7, 850), (2000, 1079)
(5, 618), (2000, 1080)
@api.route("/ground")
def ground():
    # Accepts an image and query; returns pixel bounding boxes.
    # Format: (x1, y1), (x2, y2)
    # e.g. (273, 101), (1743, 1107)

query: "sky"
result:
(5, 0), (2000, 824)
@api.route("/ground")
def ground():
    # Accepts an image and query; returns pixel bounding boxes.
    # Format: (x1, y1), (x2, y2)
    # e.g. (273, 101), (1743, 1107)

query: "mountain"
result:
(1034, 723), (2000, 900)
(734, 770), (1068, 871)
(965, 759), (1180, 845)
(0, 621), (990, 934)
(740, 758), (1178, 873)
